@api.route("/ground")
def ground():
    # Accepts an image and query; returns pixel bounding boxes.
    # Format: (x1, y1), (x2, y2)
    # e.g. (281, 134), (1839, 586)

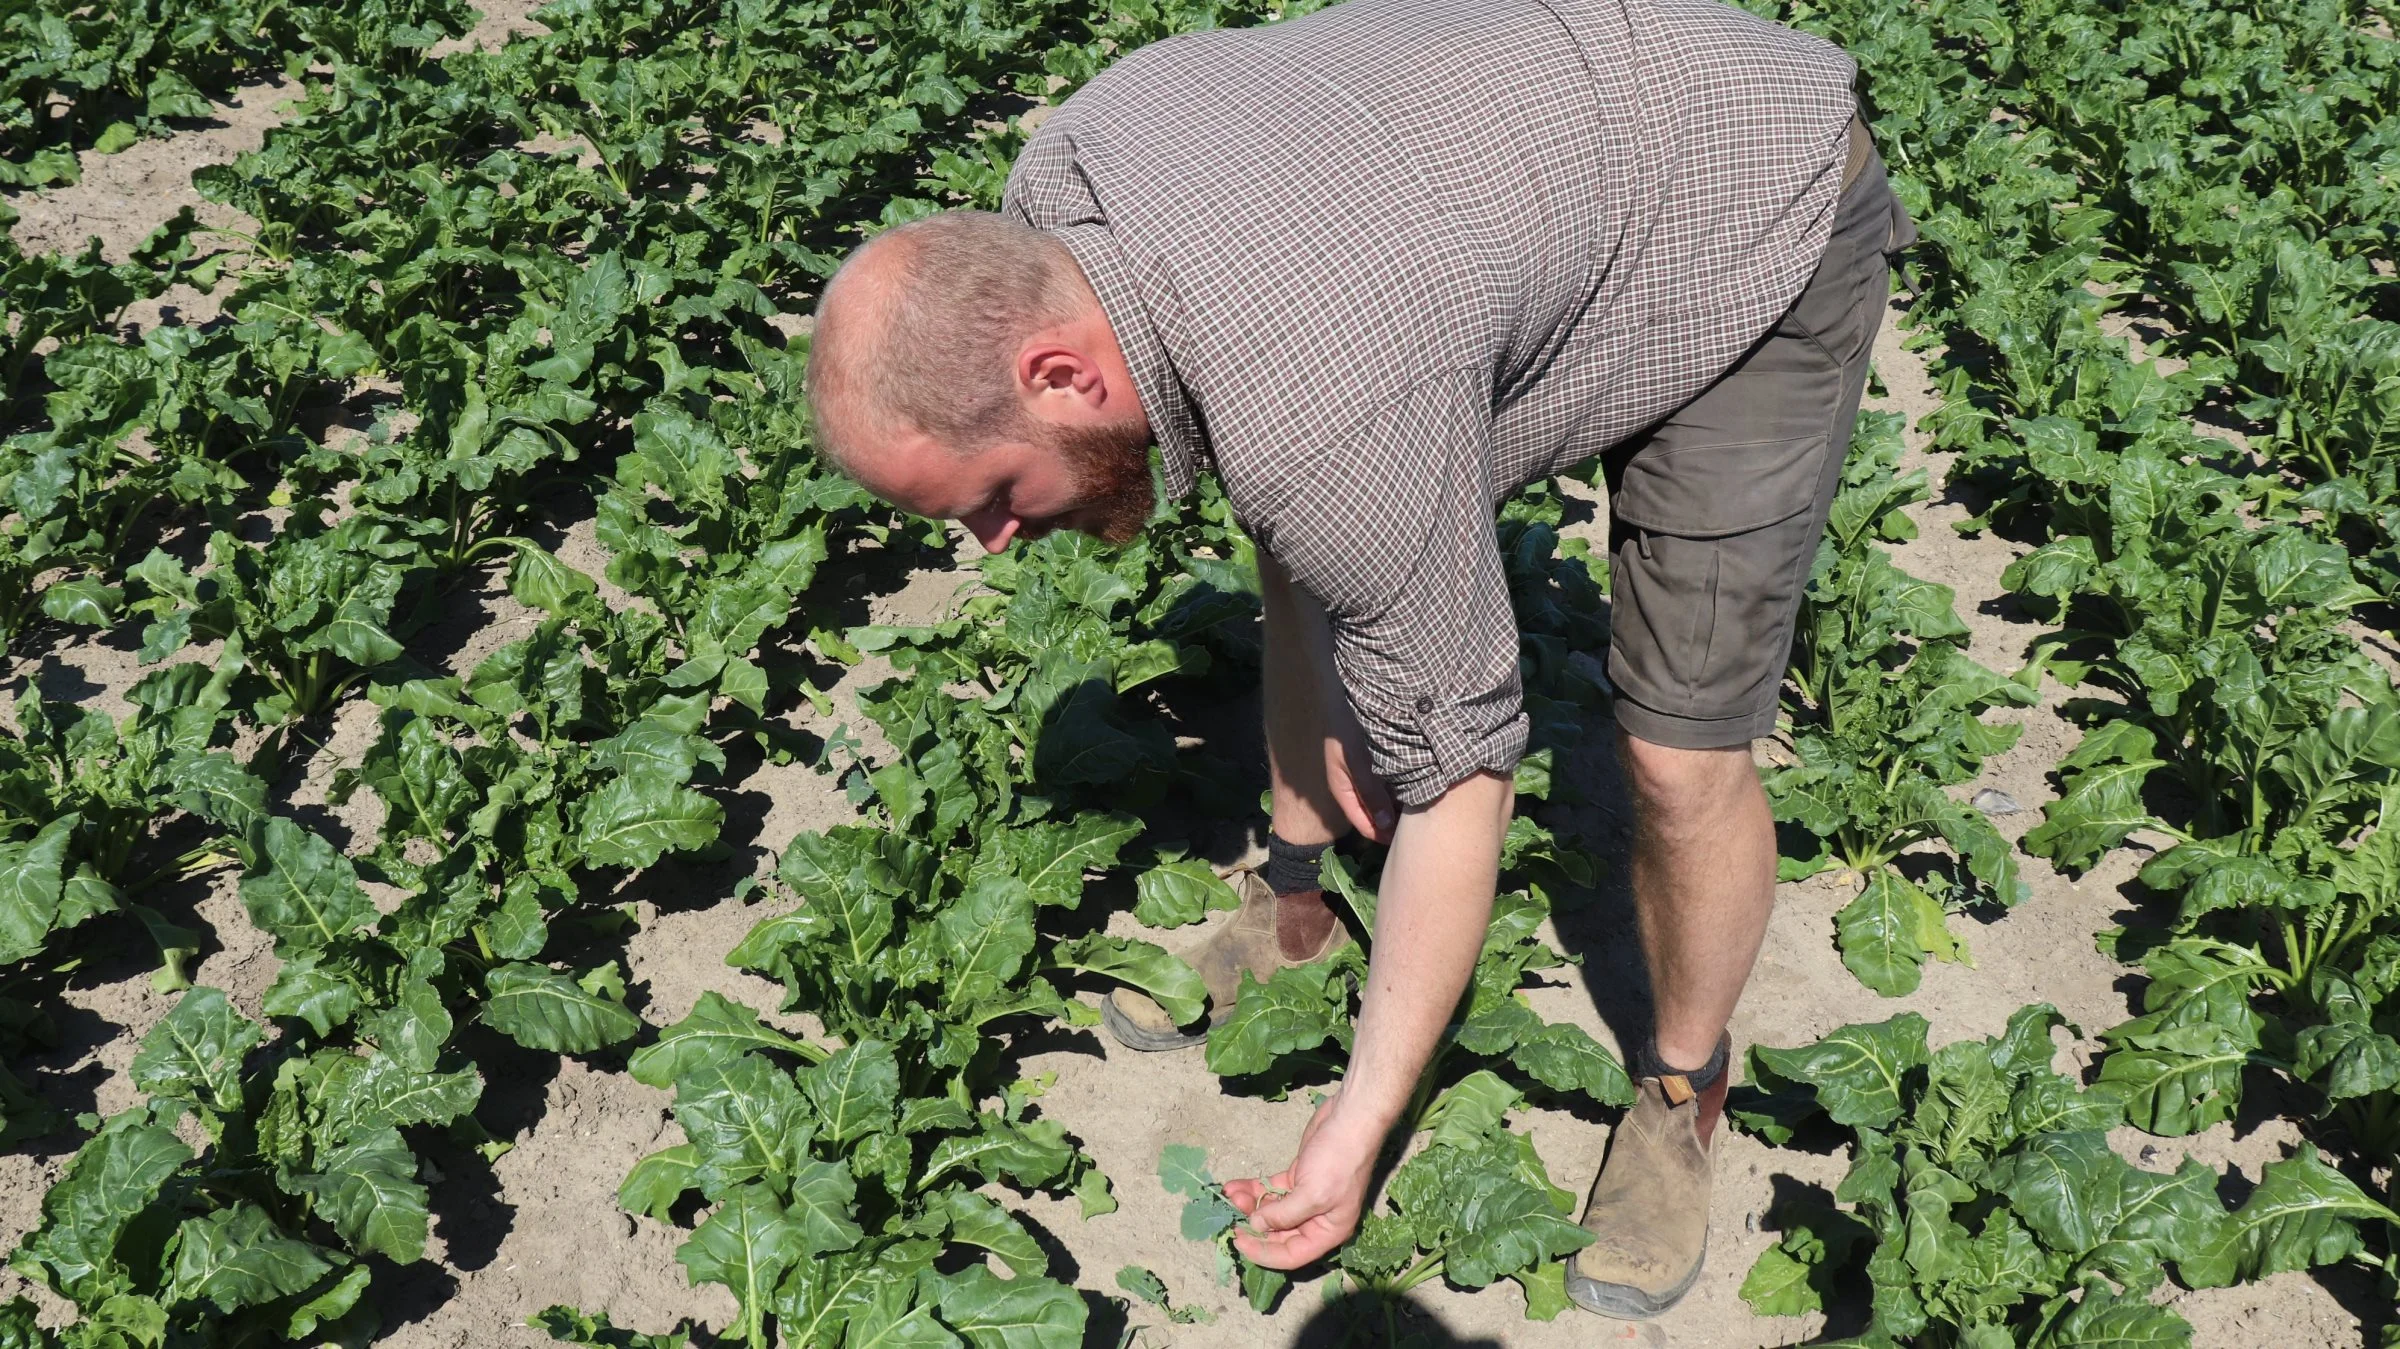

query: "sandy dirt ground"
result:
(0, 11), (2383, 1346)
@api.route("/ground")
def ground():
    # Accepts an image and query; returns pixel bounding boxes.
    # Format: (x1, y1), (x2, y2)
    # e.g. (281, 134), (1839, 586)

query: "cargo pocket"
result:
(1605, 432), (1839, 720)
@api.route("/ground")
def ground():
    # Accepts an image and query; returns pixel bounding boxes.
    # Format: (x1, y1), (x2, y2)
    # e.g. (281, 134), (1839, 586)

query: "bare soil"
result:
(0, 18), (2378, 1345)
(5, 73), (292, 333)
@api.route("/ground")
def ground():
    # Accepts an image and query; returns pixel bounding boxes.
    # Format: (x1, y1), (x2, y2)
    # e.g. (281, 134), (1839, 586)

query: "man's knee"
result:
(1617, 732), (1761, 835)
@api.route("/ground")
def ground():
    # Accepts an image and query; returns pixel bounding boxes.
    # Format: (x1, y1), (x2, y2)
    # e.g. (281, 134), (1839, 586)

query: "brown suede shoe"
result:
(1565, 1033), (1731, 1318)
(1099, 871), (1350, 1051)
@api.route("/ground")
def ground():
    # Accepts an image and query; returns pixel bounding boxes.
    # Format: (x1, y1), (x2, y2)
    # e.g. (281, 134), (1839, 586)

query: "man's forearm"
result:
(1328, 769), (1514, 1136)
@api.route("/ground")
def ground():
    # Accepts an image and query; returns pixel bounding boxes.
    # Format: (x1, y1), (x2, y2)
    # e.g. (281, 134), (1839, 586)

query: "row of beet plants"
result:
(1720, 0), (2400, 1341)
(0, 0), (1133, 1339)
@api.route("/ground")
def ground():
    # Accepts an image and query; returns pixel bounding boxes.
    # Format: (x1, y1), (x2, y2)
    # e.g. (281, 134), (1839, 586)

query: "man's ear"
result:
(1021, 342), (1102, 402)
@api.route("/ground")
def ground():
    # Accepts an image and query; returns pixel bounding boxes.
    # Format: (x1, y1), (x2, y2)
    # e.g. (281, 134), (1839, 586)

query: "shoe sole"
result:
(1099, 997), (1210, 1052)
(1562, 1234), (1706, 1320)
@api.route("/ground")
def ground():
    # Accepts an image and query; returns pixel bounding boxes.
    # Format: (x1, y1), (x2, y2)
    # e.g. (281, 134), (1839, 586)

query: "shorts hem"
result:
(1610, 698), (1778, 752)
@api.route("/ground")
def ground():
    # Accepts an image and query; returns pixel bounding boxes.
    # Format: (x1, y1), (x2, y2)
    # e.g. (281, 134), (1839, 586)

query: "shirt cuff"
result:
(1376, 704), (1529, 809)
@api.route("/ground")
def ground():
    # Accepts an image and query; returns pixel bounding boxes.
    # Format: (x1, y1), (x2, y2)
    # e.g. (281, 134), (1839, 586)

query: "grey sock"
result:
(1263, 833), (1329, 895)
(1637, 1034), (1730, 1089)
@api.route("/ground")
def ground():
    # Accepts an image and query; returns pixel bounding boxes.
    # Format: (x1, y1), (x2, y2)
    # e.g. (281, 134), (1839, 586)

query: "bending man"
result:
(804, 0), (1912, 1317)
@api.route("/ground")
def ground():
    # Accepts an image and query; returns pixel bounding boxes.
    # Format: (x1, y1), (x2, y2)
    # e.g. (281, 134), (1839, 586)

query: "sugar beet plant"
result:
(1750, 0), (2400, 1304)
(1771, 410), (2038, 997)
(0, 0), (476, 186)
(1734, 1008), (2398, 1347)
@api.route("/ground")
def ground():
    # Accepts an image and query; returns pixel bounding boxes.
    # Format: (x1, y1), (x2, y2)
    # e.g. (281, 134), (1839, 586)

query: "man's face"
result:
(850, 415), (1156, 553)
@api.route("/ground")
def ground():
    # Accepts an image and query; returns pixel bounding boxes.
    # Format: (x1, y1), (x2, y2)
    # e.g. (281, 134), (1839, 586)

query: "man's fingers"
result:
(1331, 773), (1396, 843)
(1249, 1182), (1332, 1236)
(1353, 771), (1399, 838)
(1323, 737), (1396, 843)
(1233, 1217), (1344, 1270)
(1222, 1177), (1263, 1216)
(1222, 1171), (1297, 1221)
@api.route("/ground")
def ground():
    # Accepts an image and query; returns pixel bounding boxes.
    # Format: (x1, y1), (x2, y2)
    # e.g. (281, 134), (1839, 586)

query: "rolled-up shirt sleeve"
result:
(1263, 369), (1526, 809)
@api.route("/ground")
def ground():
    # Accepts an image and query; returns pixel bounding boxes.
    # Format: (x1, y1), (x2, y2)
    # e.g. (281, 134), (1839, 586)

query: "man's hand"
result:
(1259, 550), (1398, 845)
(1223, 1093), (1380, 1269)
(1220, 770), (1515, 1270)
(1324, 704), (1398, 844)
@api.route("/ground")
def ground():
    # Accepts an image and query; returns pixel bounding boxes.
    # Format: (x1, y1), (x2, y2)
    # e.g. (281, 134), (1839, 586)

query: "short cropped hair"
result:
(807, 210), (1093, 461)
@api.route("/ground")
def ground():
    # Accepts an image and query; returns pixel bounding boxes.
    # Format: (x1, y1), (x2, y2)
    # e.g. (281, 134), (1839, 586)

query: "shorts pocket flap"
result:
(1611, 435), (1831, 539)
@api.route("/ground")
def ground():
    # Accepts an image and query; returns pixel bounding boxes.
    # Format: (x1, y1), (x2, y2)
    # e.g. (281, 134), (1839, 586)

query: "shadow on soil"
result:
(1090, 1281), (1512, 1348)
(1277, 1287), (1507, 1348)
(370, 1026), (565, 1334)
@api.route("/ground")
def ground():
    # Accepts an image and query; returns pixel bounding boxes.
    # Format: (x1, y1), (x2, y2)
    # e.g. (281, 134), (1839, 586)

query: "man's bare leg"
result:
(1616, 731), (1777, 1070)
(1567, 730), (1775, 1316)
(1257, 553), (1354, 955)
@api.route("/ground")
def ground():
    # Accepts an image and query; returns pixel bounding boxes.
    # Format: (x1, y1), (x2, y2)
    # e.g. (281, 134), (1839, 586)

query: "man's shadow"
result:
(1287, 1285), (1508, 1348)
(1521, 643), (1657, 1069)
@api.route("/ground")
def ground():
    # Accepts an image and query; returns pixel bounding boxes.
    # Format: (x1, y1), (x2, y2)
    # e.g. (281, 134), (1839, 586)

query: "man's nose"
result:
(959, 506), (1020, 553)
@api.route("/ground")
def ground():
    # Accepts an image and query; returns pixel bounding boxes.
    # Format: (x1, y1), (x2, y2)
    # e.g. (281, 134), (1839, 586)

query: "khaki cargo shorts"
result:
(1599, 119), (1919, 750)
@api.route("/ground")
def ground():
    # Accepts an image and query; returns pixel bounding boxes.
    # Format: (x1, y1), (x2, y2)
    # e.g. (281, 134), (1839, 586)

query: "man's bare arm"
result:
(1223, 767), (1513, 1267)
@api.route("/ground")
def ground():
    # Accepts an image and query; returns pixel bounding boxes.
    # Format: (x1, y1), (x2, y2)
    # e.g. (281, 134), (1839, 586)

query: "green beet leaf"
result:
(532, 1304), (692, 1348)
(932, 876), (1037, 1013)
(674, 1053), (810, 1199)
(16, 1120), (192, 1305)
(167, 1203), (335, 1315)
(1750, 1014), (1931, 1131)
(929, 1265), (1087, 1349)
(630, 991), (823, 1088)
(982, 812), (1141, 908)
(2022, 721), (2164, 874)
(2047, 1285), (2193, 1348)
(482, 963), (641, 1053)
(930, 1188), (1045, 1277)
(802, 1038), (901, 1144)
(922, 1115), (1075, 1191)
(1441, 1169), (1594, 1288)
(0, 815), (74, 964)
(1130, 858), (1240, 928)
(678, 1184), (806, 1349)
(1835, 871), (1968, 998)
(238, 818), (377, 958)
(1204, 965), (1349, 1077)
(1051, 933), (1207, 1026)
(621, 1144), (700, 1222)
(314, 1053), (482, 1142)
(578, 778), (724, 869)
(287, 1126), (431, 1263)
(130, 986), (262, 1116)
(2177, 1148), (2397, 1289)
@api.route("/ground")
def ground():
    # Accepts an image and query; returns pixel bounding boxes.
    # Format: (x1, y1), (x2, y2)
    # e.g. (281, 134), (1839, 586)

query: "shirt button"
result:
(1415, 695), (1434, 712)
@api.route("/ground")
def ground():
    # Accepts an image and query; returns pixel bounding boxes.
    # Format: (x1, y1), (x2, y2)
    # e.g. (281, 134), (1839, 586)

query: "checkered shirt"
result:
(1002, 0), (1859, 807)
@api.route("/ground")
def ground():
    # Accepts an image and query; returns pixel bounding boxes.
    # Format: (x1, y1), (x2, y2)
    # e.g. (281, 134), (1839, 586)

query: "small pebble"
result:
(1745, 1211), (1759, 1233)
(1972, 787), (2023, 816)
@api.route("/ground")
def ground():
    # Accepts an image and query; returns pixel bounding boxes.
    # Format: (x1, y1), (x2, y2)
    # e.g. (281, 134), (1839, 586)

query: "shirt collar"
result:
(1050, 222), (1204, 501)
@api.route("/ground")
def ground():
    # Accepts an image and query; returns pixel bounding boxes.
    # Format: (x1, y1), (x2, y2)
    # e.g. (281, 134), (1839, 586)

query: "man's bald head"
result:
(807, 210), (1097, 463)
